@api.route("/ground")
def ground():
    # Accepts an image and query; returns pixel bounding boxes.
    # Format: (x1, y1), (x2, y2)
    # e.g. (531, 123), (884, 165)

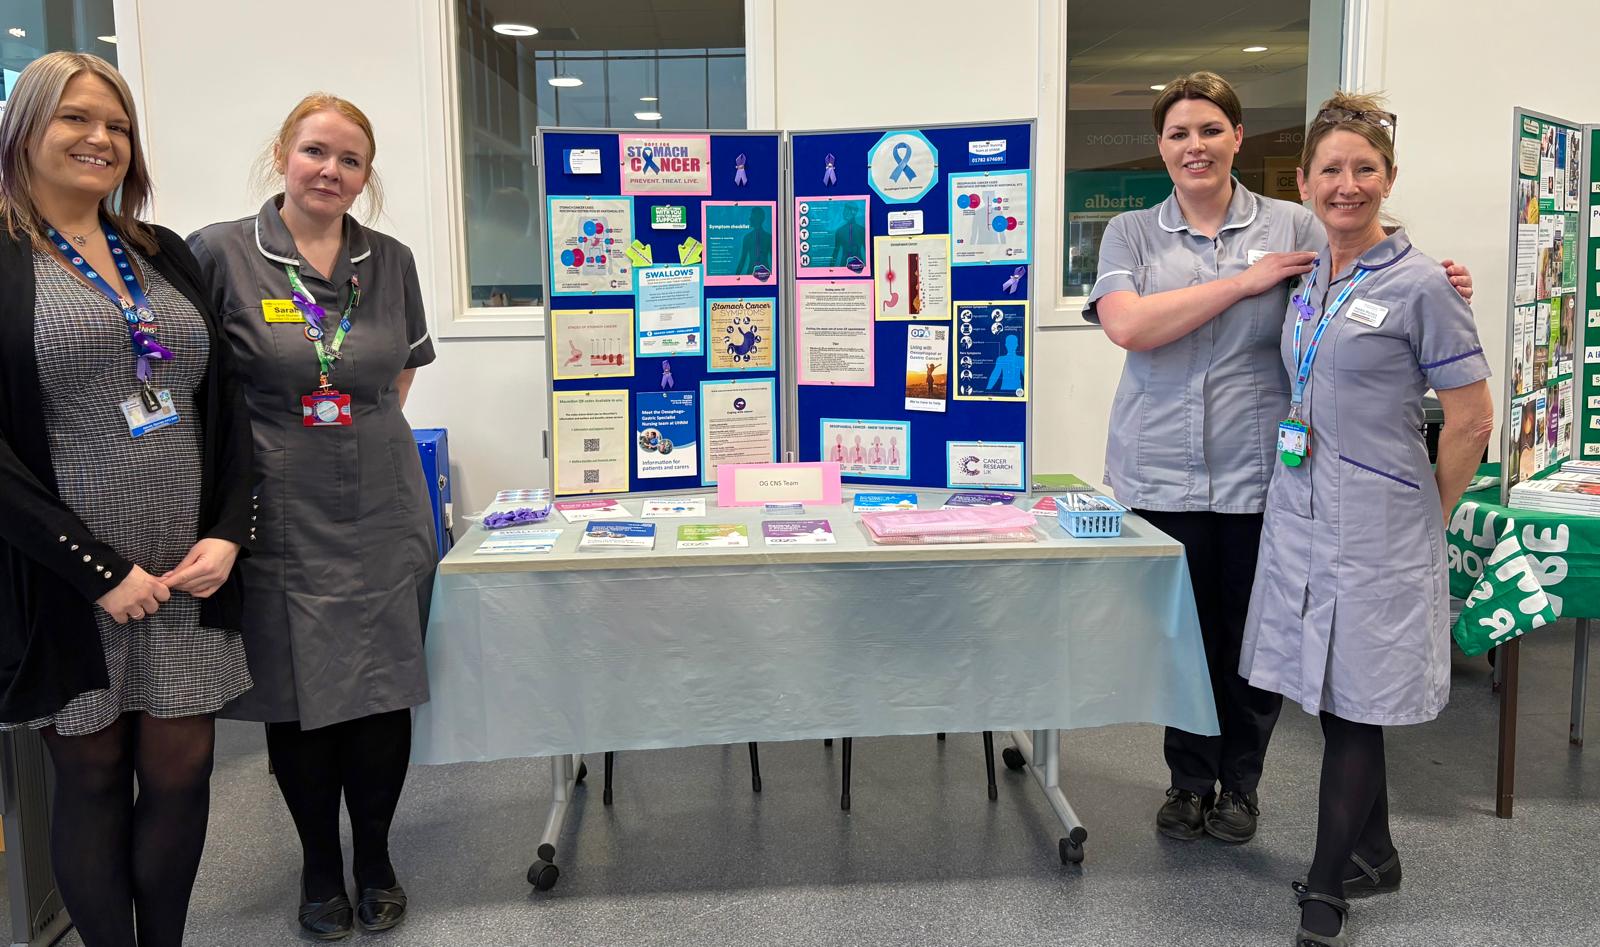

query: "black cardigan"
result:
(0, 224), (254, 721)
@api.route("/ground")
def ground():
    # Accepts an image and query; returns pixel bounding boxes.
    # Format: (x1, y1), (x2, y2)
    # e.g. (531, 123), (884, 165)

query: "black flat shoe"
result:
(298, 890), (353, 940)
(1293, 850), (1402, 898)
(357, 884), (407, 932)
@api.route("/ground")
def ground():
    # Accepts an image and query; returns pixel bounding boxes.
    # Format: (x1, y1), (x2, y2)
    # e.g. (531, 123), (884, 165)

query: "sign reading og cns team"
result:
(619, 134), (713, 196)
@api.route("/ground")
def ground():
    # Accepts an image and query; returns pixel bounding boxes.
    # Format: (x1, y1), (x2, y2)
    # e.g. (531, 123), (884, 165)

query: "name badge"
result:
(302, 391), (353, 427)
(121, 389), (179, 438)
(1247, 249), (1269, 265)
(262, 299), (304, 323)
(1277, 419), (1309, 467)
(1346, 299), (1389, 327)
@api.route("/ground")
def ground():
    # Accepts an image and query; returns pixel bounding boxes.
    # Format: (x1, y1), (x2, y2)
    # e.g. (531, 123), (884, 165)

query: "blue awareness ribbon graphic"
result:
(641, 146), (660, 173)
(889, 141), (917, 182)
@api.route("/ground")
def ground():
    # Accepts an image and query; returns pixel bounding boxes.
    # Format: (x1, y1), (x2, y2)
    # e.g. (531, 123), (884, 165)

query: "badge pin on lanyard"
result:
(47, 222), (171, 409)
(1280, 264), (1374, 466)
(284, 265), (359, 391)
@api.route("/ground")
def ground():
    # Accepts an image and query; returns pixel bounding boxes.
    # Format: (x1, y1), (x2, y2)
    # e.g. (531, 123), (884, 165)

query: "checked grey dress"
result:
(0, 250), (251, 736)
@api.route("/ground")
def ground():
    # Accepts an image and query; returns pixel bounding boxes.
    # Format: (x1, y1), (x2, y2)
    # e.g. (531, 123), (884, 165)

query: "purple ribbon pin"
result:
(1002, 266), (1025, 294)
(734, 153), (748, 187)
(1293, 294), (1316, 321)
(292, 290), (326, 329)
(823, 153), (837, 187)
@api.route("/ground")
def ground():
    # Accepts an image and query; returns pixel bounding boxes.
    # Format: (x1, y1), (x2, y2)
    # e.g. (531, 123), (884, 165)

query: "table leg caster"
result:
(1059, 827), (1087, 865)
(537, 842), (555, 862)
(1001, 746), (1026, 771)
(527, 859), (560, 890)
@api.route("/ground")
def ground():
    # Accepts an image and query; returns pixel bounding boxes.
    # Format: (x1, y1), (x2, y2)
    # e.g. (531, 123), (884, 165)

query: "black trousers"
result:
(1137, 509), (1283, 797)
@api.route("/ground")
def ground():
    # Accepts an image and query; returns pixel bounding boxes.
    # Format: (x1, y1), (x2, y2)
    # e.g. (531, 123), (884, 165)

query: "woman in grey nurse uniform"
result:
(1085, 73), (1472, 847)
(1240, 92), (1494, 947)
(189, 94), (435, 938)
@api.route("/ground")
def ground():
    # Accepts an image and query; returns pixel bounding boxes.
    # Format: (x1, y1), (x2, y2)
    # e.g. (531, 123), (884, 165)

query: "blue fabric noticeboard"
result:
(790, 122), (1034, 491)
(541, 129), (784, 497)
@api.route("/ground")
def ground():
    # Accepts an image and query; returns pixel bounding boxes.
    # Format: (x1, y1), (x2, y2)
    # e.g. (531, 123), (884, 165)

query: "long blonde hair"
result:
(0, 51), (157, 254)
(253, 93), (386, 222)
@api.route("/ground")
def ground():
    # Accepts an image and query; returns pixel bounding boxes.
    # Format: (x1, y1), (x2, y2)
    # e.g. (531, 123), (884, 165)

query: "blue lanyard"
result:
(1290, 265), (1373, 412)
(46, 221), (171, 386)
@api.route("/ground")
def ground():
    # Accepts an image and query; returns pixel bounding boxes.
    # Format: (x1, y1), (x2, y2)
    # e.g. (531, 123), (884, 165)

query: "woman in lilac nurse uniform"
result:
(1238, 92), (1494, 947)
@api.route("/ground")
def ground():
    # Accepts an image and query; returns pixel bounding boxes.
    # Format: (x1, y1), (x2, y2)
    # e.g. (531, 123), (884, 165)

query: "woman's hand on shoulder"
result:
(1440, 259), (1473, 303)
(1230, 251), (1317, 298)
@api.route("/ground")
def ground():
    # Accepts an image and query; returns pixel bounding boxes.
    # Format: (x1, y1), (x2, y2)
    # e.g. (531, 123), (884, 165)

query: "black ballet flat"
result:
(357, 884), (407, 932)
(298, 888), (353, 940)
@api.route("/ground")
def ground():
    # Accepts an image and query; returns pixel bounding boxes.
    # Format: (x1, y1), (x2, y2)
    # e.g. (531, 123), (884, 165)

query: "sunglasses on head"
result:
(1314, 107), (1398, 136)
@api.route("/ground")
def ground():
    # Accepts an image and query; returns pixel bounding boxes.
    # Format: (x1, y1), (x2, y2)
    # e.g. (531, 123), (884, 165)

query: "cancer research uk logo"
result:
(619, 134), (713, 196)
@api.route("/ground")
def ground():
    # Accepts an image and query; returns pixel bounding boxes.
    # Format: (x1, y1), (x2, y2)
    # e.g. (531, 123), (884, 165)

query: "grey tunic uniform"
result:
(188, 197), (437, 730)
(1239, 231), (1491, 726)
(1085, 184), (1325, 513)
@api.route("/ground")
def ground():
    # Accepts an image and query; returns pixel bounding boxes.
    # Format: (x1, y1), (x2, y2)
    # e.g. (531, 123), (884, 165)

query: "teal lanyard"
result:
(283, 264), (360, 389)
(1290, 266), (1373, 415)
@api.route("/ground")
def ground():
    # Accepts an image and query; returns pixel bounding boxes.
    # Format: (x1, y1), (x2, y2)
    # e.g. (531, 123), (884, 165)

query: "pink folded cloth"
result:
(861, 505), (1037, 541)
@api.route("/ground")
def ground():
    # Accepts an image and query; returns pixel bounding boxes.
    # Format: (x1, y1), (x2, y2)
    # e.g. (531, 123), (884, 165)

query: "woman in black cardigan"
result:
(0, 53), (253, 946)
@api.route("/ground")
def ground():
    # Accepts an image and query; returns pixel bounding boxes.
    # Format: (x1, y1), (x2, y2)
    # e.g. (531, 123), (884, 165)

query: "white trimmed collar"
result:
(1157, 180), (1259, 235)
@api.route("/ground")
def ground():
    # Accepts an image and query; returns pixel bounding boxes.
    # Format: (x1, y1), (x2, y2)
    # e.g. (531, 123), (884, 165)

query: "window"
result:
(0, 0), (119, 114)
(454, 0), (747, 311)
(1061, 2), (1320, 298)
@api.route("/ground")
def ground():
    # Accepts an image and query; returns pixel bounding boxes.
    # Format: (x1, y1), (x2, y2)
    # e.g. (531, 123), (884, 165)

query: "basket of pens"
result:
(1055, 493), (1126, 538)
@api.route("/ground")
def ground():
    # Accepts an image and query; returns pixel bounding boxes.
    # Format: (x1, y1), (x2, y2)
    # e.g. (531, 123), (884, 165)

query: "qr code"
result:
(583, 469), (599, 484)
(584, 438), (600, 452)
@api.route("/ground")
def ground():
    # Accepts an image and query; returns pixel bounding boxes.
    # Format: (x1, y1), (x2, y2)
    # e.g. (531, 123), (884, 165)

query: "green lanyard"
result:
(284, 264), (360, 390)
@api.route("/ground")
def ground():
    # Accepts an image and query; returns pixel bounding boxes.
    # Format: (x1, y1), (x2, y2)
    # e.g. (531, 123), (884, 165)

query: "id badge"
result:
(302, 390), (353, 427)
(262, 299), (304, 323)
(1277, 419), (1309, 467)
(120, 389), (179, 438)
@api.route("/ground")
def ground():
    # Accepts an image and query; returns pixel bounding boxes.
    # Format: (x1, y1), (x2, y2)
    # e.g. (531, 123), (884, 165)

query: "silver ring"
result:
(131, 611), (145, 620)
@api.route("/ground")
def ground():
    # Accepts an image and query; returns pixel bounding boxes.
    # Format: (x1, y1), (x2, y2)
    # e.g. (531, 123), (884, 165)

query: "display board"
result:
(1502, 109), (1592, 500)
(789, 122), (1035, 491)
(1578, 126), (1600, 461)
(540, 129), (784, 496)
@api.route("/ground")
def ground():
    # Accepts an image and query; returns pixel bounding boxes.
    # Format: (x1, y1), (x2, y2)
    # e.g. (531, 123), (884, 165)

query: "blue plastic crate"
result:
(1055, 494), (1126, 538)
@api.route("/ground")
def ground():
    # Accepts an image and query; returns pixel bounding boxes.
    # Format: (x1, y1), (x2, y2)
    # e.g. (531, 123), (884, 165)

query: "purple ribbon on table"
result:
(483, 507), (552, 529)
(1002, 266), (1025, 294)
(822, 153), (837, 187)
(734, 153), (748, 187)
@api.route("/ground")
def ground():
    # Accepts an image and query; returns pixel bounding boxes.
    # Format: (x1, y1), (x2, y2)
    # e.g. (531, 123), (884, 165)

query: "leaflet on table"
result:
(474, 528), (563, 556)
(707, 298), (775, 372)
(484, 488), (553, 515)
(947, 441), (1025, 491)
(546, 197), (633, 296)
(550, 308), (636, 380)
(852, 492), (918, 511)
(763, 501), (806, 516)
(949, 169), (1031, 266)
(556, 498), (632, 523)
(579, 520), (657, 550)
(953, 302), (1028, 401)
(1031, 473), (1094, 492)
(795, 195), (871, 277)
(634, 265), (704, 357)
(1028, 496), (1059, 518)
(820, 418), (909, 480)
(904, 323), (949, 412)
(796, 280), (874, 386)
(703, 201), (777, 286)
(641, 496), (706, 518)
(552, 390), (629, 495)
(943, 492), (1016, 508)
(762, 519), (836, 545)
(635, 391), (697, 479)
(873, 235), (951, 320)
(676, 524), (749, 549)
(698, 377), (777, 485)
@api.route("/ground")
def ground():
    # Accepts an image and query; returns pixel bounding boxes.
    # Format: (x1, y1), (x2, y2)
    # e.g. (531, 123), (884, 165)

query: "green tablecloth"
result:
(1447, 463), (1600, 655)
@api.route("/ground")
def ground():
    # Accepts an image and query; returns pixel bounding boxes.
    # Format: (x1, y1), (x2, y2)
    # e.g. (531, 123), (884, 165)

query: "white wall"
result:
(118, 0), (1599, 510)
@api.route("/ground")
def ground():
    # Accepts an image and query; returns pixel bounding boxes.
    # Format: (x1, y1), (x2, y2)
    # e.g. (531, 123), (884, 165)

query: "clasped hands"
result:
(94, 538), (240, 624)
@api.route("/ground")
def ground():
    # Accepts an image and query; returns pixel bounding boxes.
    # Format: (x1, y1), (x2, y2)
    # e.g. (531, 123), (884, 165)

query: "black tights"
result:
(1302, 712), (1396, 936)
(42, 712), (217, 947)
(265, 709), (411, 899)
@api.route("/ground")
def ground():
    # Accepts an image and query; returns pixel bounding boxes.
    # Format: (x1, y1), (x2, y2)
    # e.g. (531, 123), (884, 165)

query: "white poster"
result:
(873, 235), (951, 320)
(867, 130), (939, 204)
(553, 389), (630, 495)
(634, 265), (704, 356)
(945, 440), (1025, 491)
(1514, 224), (1538, 305)
(796, 280), (875, 386)
(949, 169), (1032, 266)
(904, 323), (948, 412)
(820, 418), (910, 480)
(547, 197), (633, 296)
(550, 309), (636, 380)
(699, 378), (777, 485)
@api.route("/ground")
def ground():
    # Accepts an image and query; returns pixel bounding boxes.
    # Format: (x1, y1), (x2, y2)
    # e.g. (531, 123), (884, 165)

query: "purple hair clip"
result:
(483, 506), (552, 529)
(1002, 266), (1025, 294)
(734, 153), (748, 187)
(291, 290), (326, 329)
(822, 153), (837, 187)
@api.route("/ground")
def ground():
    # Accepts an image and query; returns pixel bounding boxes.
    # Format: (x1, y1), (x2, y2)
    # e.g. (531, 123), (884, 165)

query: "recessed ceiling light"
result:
(493, 23), (538, 36)
(7, 27), (25, 38)
(634, 111), (662, 121)
(1149, 84), (1165, 91)
(97, 34), (117, 43)
(547, 75), (583, 88)
(1243, 45), (1268, 52)
(640, 96), (658, 102)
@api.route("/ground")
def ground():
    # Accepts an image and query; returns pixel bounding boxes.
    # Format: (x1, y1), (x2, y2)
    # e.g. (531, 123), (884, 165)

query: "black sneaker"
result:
(1204, 790), (1260, 843)
(1156, 788), (1214, 840)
